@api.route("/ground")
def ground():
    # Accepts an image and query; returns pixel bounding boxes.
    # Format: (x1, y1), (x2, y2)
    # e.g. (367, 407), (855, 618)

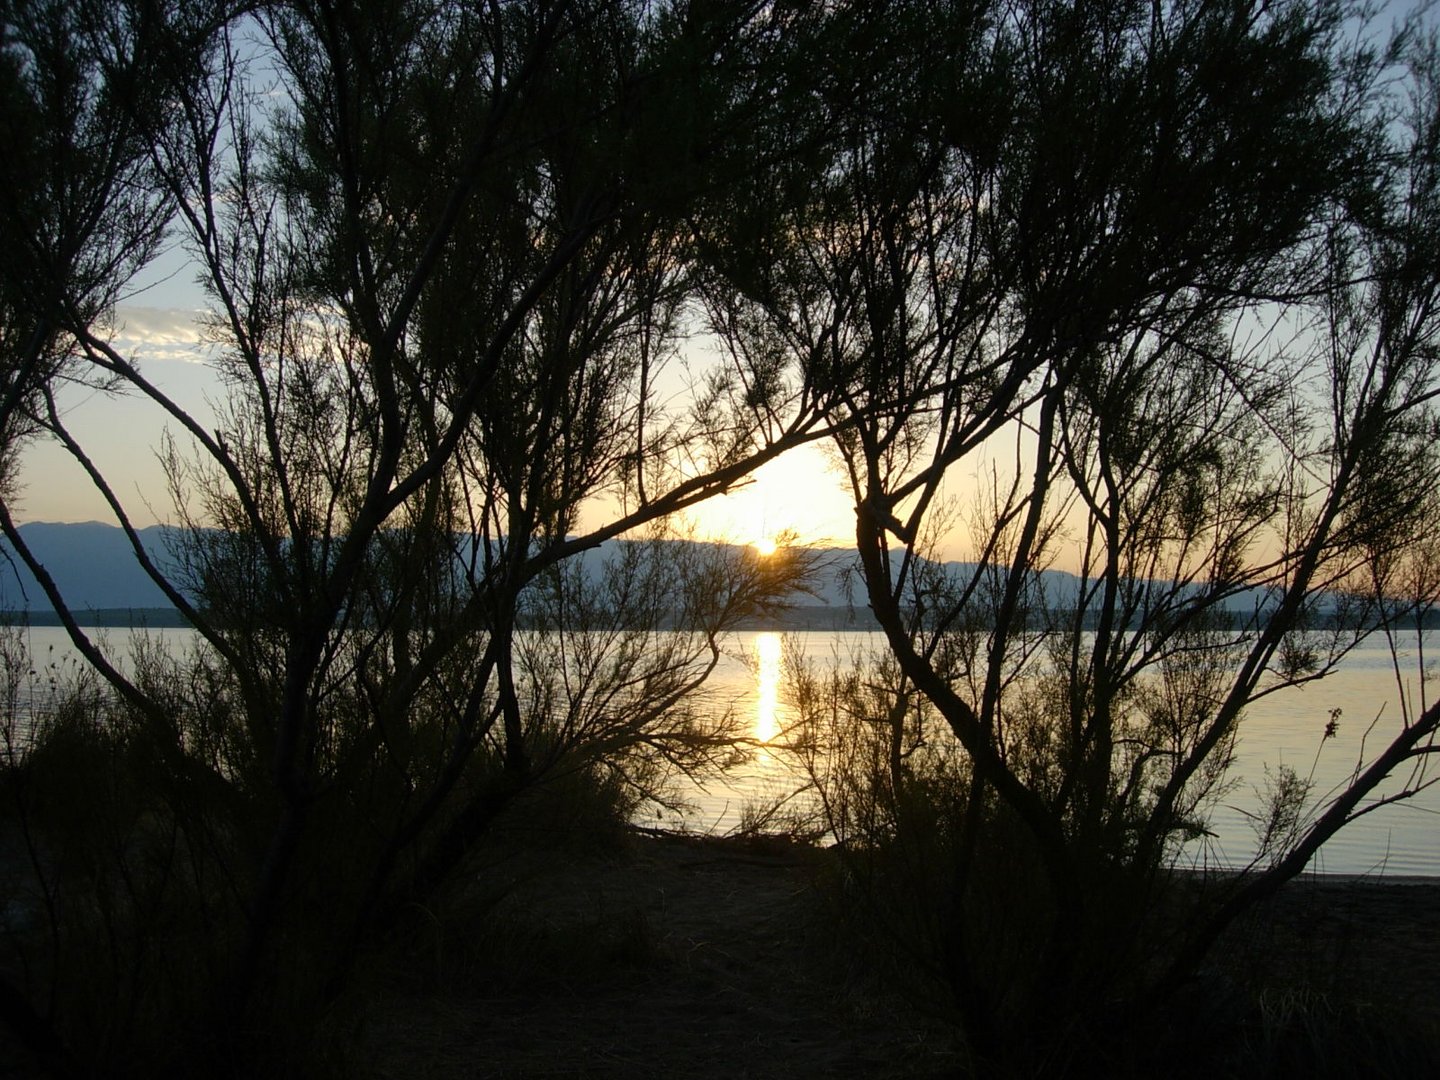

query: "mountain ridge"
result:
(1, 520), (1291, 623)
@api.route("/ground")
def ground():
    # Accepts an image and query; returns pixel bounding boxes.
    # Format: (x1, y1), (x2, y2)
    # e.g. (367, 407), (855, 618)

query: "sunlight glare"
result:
(676, 443), (854, 550)
(754, 632), (783, 744)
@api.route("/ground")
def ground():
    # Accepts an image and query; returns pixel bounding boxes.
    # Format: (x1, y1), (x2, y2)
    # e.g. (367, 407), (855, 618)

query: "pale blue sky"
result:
(14, 0), (1431, 549)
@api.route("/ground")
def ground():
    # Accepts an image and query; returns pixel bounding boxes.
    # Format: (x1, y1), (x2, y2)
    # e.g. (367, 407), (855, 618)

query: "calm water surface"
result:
(11, 625), (1437, 876)
(685, 630), (1440, 877)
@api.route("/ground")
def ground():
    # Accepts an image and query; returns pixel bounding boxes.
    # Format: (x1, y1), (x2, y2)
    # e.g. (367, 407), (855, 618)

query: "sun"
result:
(661, 442), (855, 552)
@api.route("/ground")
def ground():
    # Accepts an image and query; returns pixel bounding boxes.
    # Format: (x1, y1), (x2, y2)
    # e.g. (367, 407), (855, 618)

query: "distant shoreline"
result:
(9, 603), (1440, 633)
(1, 608), (193, 629)
(1, 605), (881, 632)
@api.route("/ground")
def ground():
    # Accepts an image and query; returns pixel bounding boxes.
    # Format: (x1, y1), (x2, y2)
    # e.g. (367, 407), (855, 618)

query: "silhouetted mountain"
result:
(0, 522), (176, 611)
(0, 520), (1300, 627)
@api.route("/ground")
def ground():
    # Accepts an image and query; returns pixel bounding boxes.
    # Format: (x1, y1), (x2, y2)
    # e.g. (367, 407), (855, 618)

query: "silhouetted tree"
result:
(5, 0), (1435, 1074)
(0, 0), (839, 1072)
(755, 0), (1440, 1069)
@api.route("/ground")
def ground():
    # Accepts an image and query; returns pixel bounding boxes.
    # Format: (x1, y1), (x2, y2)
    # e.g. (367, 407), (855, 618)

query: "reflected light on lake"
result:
(18, 625), (1439, 874)
(754, 632), (782, 743)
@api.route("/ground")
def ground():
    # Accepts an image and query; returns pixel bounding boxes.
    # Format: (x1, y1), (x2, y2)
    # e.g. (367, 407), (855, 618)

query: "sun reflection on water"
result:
(753, 632), (783, 744)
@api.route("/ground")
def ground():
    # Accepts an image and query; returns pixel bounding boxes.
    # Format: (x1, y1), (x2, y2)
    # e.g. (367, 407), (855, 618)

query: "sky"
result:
(16, 279), (862, 551)
(13, 150), (864, 546)
(15, 0), (1430, 558)
(17, 305), (218, 526)
(671, 441), (858, 551)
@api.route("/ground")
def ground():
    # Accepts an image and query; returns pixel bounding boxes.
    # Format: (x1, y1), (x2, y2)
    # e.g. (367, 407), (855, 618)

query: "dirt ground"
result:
(1206, 873), (1440, 1028)
(355, 832), (959, 1079)
(353, 833), (1440, 1080)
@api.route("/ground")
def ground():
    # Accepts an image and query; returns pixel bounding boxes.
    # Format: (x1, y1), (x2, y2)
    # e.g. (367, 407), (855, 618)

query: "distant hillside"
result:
(0, 522), (177, 612)
(0, 520), (1302, 628)
(0, 523), (868, 614)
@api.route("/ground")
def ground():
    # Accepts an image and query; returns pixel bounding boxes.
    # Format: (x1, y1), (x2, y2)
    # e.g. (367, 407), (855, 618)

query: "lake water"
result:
(8, 625), (1437, 877)
(674, 630), (1440, 878)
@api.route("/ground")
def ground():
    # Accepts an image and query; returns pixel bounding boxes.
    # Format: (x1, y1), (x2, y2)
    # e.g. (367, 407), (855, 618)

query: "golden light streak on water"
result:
(753, 631), (783, 744)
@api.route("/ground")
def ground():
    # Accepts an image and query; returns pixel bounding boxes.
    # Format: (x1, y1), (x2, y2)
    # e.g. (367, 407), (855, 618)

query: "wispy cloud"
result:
(107, 305), (212, 364)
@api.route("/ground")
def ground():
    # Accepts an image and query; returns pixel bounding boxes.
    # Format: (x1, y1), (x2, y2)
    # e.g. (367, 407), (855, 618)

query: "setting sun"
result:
(679, 443), (855, 550)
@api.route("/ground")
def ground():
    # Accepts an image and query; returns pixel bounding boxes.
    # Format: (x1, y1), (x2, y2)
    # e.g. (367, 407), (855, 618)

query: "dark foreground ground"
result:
(353, 833), (955, 1079)
(348, 834), (1440, 1080)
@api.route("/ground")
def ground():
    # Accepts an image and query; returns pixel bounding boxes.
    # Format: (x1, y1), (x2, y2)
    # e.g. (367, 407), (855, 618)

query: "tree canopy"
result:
(0, 0), (1437, 1074)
